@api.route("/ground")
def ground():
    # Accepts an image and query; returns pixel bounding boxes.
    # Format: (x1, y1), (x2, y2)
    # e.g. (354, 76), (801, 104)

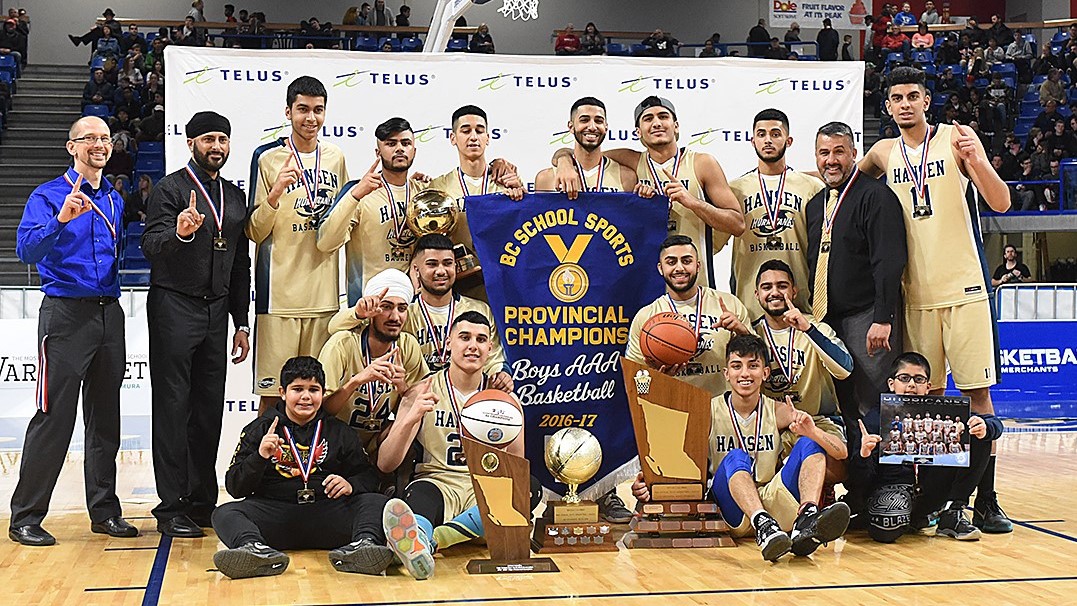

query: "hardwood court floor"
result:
(2, 431), (1076, 606)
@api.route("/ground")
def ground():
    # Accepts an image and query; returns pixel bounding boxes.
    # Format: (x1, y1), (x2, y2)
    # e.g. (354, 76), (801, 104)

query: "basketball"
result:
(460, 389), (524, 446)
(640, 312), (697, 366)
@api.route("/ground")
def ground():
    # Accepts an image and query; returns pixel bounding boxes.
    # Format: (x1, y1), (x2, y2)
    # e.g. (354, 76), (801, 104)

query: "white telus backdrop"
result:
(164, 47), (863, 477)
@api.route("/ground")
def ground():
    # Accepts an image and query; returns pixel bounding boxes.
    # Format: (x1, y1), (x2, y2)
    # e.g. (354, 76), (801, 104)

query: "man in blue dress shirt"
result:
(8, 116), (139, 546)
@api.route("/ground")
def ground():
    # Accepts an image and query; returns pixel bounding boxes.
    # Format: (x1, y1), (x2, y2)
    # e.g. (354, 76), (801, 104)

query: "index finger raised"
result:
(719, 297), (729, 313)
(189, 190), (197, 209)
(368, 158), (381, 174)
(662, 168), (676, 183)
(266, 416), (278, 435)
(858, 418), (868, 435)
(71, 173), (83, 194)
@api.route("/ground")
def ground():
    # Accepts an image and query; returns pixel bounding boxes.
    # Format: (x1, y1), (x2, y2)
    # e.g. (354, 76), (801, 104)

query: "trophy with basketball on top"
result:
(621, 313), (733, 549)
(459, 388), (558, 574)
(535, 427), (618, 553)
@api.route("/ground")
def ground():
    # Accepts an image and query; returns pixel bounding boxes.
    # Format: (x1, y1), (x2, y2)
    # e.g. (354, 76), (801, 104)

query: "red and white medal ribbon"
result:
(287, 137), (321, 214)
(666, 286), (704, 337)
(184, 162), (224, 237)
(418, 296), (455, 366)
(281, 419), (323, 488)
(760, 321), (796, 385)
(573, 157), (606, 193)
(898, 125), (935, 202)
(444, 368), (488, 420)
(361, 329), (398, 416)
(822, 168), (861, 241)
(64, 172), (118, 244)
(457, 166), (489, 196)
(725, 393), (764, 481)
(756, 168), (787, 231)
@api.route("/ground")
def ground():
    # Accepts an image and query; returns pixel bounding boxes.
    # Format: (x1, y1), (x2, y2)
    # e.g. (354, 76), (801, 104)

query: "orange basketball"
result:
(640, 312), (697, 366)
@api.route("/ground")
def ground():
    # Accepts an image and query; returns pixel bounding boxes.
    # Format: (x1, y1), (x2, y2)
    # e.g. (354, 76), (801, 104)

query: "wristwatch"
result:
(236, 326), (251, 334)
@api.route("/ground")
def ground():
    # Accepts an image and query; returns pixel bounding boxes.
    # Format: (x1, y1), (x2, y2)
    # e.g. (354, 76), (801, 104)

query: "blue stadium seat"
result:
(1033, 74), (1048, 85)
(82, 104), (110, 118)
(1051, 44), (1063, 56)
(912, 50), (933, 63)
(1060, 105), (1073, 118)
(89, 56), (106, 72)
(942, 64), (964, 77)
(1025, 88), (1042, 102)
(1014, 121), (1031, 141)
(0, 54), (17, 78)
(606, 43), (629, 56)
(145, 32), (157, 43)
(629, 43), (647, 56)
(991, 62), (1017, 75)
(799, 54), (818, 61)
(1021, 99), (1042, 117)
(1002, 76), (1016, 89)
(377, 37), (402, 51)
(1069, 88), (1077, 104)
(445, 38), (467, 52)
(401, 37), (423, 52)
(1052, 30), (1071, 44)
(921, 63), (936, 76)
(973, 78), (989, 89)
(887, 52), (904, 64)
(138, 141), (163, 158)
(931, 91), (951, 107)
(354, 35), (379, 51)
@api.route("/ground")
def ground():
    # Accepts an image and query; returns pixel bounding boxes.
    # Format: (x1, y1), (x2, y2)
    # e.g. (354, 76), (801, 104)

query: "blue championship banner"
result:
(467, 192), (668, 499)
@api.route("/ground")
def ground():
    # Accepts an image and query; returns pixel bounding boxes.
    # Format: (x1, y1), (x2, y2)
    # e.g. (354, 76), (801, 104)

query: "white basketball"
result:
(460, 390), (524, 446)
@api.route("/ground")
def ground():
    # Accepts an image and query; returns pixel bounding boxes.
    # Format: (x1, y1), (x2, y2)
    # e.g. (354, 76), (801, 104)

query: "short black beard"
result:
(754, 144), (787, 164)
(421, 278), (453, 297)
(371, 323), (400, 344)
(574, 129), (605, 152)
(193, 146), (227, 173)
(664, 272), (698, 293)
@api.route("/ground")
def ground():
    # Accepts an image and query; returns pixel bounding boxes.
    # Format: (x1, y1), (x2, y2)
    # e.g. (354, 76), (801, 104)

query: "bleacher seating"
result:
(377, 37), (401, 52)
(119, 222), (150, 286)
(629, 43), (646, 56)
(353, 35), (379, 51)
(606, 43), (630, 56)
(82, 104), (110, 118)
(401, 37), (423, 52)
(445, 38), (467, 52)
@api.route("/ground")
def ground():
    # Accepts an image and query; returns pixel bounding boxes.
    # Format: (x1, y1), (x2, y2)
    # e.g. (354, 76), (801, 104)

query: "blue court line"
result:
(141, 534), (172, 606)
(104, 546), (160, 551)
(1020, 519), (1065, 524)
(85, 586), (147, 592)
(300, 576), (1077, 606)
(1013, 521), (1077, 543)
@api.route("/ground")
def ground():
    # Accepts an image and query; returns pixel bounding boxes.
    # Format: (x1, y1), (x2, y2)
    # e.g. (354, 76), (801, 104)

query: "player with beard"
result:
(247, 76), (350, 412)
(535, 97), (645, 193)
(751, 259), (852, 484)
(730, 109), (825, 319)
(319, 269), (429, 455)
(857, 66), (1012, 535)
(626, 235), (752, 397)
(551, 96), (745, 290)
(141, 111), (252, 537)
(318, 117), (427, 304)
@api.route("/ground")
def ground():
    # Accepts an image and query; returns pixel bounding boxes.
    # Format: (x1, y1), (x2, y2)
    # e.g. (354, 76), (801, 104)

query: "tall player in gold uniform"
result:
(858, 66), (1012, 537)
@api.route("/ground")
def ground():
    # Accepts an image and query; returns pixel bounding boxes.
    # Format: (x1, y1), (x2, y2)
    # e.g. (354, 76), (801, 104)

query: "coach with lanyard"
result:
(141, 111), (251, 538)
(9, 117), (138, 546)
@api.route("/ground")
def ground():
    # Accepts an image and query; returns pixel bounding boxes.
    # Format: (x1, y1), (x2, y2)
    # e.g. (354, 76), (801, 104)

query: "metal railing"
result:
(0, 286), (147, 319)
(995, 283), (1077, 321)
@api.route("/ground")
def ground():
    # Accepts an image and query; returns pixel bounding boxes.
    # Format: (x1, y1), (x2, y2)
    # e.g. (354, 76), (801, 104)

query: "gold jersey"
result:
(626, 287), (752, 397)
(319, 328), (429, 450)
(636, 148), (723, 289)
(403, 294), (507, 374)
(317, 177), (428, 304)
(729, 169), (823, 319)
(414, 368), (488, 482)
(709, 393), (781, 484)
(751, 316), (850, 416)
(247, 139), (350, 316)
(884, 123), (988, 309)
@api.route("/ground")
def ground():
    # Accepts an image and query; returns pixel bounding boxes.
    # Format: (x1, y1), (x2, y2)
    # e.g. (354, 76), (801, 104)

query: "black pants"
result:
(10, 296), (125, 527)
(915, 436), (993, 514)
(148, 288), (229, 522)
(212, 493), (389, 550)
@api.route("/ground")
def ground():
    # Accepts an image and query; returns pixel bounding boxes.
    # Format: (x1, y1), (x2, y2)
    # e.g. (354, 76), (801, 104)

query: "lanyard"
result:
(361, 329), (398, 415)
(822, 168), (861, 241)
(63, 172), (117, 243)
(444, 369), (488, 420)
(457, 167), (489, 196)
(380, 176), (410, 241)
(646, 147), (683, 186)
(760, 321), (796, 384)
(573, 157), (606, 192)
(418, 296), (455, 366)
(184, 163), (224, 236)
(281, 419), (323, 487)
(898, 125), (936, 202)
(666, 287), (704, 337)
(725, 393), (764, 481)
(287, 137), (321, 214)
(756, 168), (787, 230)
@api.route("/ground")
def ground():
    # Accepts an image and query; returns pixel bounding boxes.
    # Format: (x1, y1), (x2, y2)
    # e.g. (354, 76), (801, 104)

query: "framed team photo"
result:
(879, 394), (971, 468)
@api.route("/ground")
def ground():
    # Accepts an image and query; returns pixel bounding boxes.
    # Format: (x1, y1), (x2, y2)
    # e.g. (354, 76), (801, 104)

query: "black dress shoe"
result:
(91, 516), (139, 538)
(9, 524), (56, 546)
(189, 515), (214, 529)
(157, 515), (205, 538)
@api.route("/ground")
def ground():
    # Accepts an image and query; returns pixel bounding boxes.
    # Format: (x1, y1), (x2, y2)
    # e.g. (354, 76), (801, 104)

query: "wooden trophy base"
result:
(466, 557), (560, 574)
(533, 516), (619, 553)
(622, 501), (735, 549)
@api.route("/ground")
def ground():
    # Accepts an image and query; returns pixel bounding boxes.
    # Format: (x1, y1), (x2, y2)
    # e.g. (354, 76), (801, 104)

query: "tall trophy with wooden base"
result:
(462, 437), (559, 574)
(621, 358), (734, 549)
(406, 189), (480, 279)
(535, 428), (618, 553)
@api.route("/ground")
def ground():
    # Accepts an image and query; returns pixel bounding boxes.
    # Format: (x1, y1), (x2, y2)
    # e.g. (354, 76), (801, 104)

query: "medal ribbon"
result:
(666, 286), (704, 337)
(756, 168), (787, 231)
(822, 168), (861, 241)
(281, 419), (323, 487)
(418, 296), (455, 366)
(64, 172), (118, 244)
(898, 124), (935, 202)
(287, 137), (322, 215)
(573, 157), (607, 192)
(725, 393), (764, 481)
(184, 163), (225, 236)
(361, 328), (398, 417)
(444, 369), (489, 420)
(646, 147), (683, 186)
(457, 166), (489, 196)
(760, 321), (796, 385)
(380, 176), (410, 241)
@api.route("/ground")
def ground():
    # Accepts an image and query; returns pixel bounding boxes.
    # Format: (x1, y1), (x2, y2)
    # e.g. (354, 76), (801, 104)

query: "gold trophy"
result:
(537, 428), (617, 553)
(406, 189), (479, 277)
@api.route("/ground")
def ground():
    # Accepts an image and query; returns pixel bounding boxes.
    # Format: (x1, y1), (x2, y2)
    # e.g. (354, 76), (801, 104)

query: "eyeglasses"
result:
(70, 135), (113, 145)
(893, 373), (929, 385)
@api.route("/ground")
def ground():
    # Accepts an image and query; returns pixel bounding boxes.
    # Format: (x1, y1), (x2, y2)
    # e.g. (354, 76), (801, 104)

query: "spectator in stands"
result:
(699, 39), (718, 58)
(580, 22), (605, 55)
(238, 9), (248, 23)
(356, 4), (372, 27)
(104, 137), (133, 182)
(786, 51), (800, 61)
(342, 6), (359, 26)
(300, 17), (334, 48)
(992, 245), (1033, 286)
(1044, 158), (1061, 208)
(987, 15), (1012, 48)
(145, 38), (165, 70)
(0, 19), (25, 67)
(843, 34), (855, 60)
(1010, 155), (1038, 209)
(783, 22), (801, 52)
(120, 54), (144, 87)
(110, 106), (136, 138)
(380, 40), (393, 52)
(936, 66), (961, 95)
(143, 91), (164, 119)
(114, 83), (141, 118)
(142, 74), (162, 103)
(94, 25), (121, 61)
(188, 0), (205, 22)
(880, 22), (910, 60)
(124, 174), (153, 225)
(983, 37), (1005, 70)
(763, 37), (785, 60)
(470, 23), (495, 54)
(985, 72), (1009, 124)
(1033, 42), (1064, 76)
(119, 24), (144, 54)
(817, 18), (840, 61)
(936, 34), (960, 66)
(138, 104), (165, 142)
(962, 17), (986, 49)
(1047, 118), (1077, 157)
(911, 23), (933, 50)
(1030, 140), (1051, 176)
(370, 0), (393, 26)
(870, 8), (891, 63)
(224, 4), (236, 23)
(555, 24), (582, 55)
(641, 29), (679, 57)
(179, 16), (207, 47)
(1006, 30), (1034, 82)
(893, 2), (916, 26)
(396, 5), (411, 29)
(83, 67), (114, 109)
(451, 15), (468, 41)
(921, 0), (940, 25)
(1040, 69), (1066, 107)
(70, 7), (119, 47)
(864, 63), (881, 116)
(747, 19), (769, 57)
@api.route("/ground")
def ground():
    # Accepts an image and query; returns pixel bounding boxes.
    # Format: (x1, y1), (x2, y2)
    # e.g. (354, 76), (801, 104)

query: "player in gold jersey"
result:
(626, 235), (752, 397)
(858, 66), (1012, 535)
(317, 117), (425, 304)
(319, 269), (429, 455)
(632, 335), (849, 561)
(378, 311), (536, 580)
(551, 96), (745, 289)
(730, 109), (824, 319)
(246, 76), (350, 410)
(535, 97), (645, 193)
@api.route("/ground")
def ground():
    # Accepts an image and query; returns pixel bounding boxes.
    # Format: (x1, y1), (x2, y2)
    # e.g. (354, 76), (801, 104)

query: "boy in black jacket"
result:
(211, 356), (394, 579)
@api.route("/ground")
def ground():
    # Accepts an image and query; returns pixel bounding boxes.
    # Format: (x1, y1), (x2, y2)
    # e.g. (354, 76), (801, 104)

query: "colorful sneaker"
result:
(937, 504), (982, 541)
(597, 490), (634, 524)
(973, 492), (1013, 534)
(383, 498), (435, 580)
(329, 537), (395, 575)
(213, 542), (289, 579)
(753, 512), (792, 562)
(790, 502), (851, 556)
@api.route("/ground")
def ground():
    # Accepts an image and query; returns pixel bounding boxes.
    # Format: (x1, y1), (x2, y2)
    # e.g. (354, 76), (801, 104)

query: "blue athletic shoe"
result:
(383, 498), (435, 580)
